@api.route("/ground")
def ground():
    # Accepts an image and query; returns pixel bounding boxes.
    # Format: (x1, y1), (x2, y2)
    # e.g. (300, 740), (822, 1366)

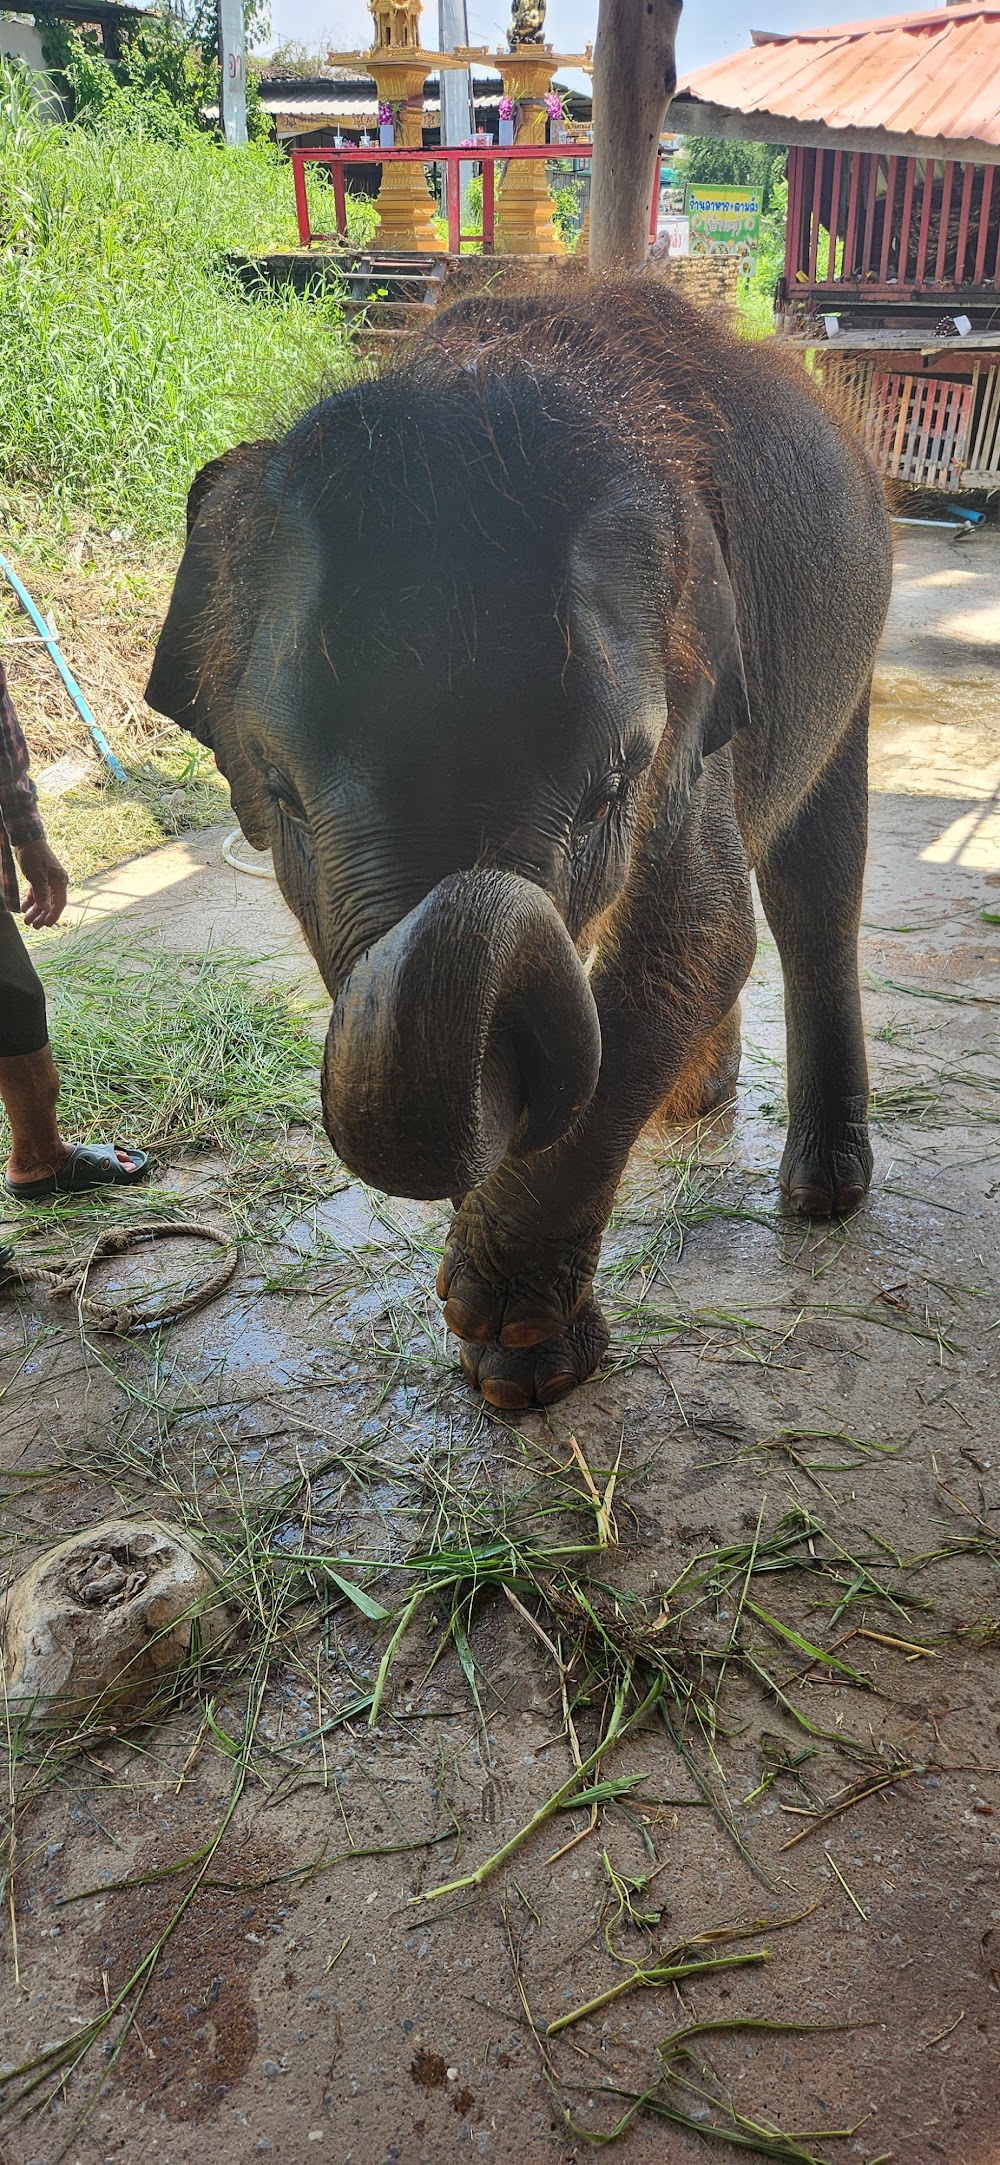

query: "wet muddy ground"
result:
(1, 528), (999, 2165)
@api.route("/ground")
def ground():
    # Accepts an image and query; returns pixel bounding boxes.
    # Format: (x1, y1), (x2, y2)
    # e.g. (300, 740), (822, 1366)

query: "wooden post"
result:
(588, 0), (682, 274)
(332, 161), (348, 246)
(446, 164), (461, 252)
(292, 152), (311, 246)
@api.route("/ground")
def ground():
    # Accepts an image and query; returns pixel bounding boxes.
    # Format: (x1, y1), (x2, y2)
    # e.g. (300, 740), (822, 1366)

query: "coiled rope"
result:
(0, 1220), (238, 1334)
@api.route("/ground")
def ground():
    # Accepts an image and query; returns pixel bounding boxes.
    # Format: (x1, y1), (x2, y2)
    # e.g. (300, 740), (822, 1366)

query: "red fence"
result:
(784, 145), (1000, 301)
(290, 142), (662, 254)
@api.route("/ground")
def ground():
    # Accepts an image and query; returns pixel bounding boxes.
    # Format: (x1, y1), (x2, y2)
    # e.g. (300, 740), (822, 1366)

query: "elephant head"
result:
(146, 345), (749, 1201)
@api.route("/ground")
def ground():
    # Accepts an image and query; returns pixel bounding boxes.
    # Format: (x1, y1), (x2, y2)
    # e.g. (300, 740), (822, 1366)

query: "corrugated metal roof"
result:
(257, 74), (575, 119)
(258, 71), (586, 126)
(261, 95), (508, 122)
(262, 92), (384, 117)
(263, 92), (507, 120)
(679, 7), (1000, 152)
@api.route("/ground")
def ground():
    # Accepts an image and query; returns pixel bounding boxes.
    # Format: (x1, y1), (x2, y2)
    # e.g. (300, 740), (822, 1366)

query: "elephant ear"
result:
(183, 440), (265, 536)
(145, 439), (278, 849)
(672, 500), (752, 759)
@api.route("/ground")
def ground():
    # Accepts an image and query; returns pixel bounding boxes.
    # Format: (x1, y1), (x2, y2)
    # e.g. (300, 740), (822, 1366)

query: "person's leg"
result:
(0, 1042), (68, 1187)
(0, 917), (135, 1186)
(0, 914), (65, 1184)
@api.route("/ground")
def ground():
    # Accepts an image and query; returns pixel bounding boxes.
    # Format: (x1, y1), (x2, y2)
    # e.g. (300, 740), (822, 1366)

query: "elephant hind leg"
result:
(657, 1002), (743, 1124)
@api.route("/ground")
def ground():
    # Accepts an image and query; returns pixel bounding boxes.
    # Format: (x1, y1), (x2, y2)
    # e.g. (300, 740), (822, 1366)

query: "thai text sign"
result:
(686, 183), (762, 266)
(657, 216), (689, 258)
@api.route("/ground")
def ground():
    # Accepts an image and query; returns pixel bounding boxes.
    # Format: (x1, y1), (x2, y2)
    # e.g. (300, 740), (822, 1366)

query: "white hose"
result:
(222, 828), (277, 879)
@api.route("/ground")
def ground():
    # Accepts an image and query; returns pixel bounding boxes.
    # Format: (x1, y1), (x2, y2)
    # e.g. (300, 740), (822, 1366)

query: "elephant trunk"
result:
(321, 869), (602, 1200)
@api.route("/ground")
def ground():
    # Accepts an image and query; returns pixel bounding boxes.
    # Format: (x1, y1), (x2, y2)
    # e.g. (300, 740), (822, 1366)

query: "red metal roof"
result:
(679, 7), (1000, 152)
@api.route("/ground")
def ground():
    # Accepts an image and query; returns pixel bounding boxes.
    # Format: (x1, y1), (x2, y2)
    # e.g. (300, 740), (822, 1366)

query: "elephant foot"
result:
(436, 1192), (608, 1404)
(457, 1296), (610, 1409)
(779, 1119), (873, 1218)
(658, 1005), (742, 1124)
(436, 1204), (601, 1352)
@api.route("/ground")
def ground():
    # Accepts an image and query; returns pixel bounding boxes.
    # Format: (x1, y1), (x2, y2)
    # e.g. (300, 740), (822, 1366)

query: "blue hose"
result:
(0, 550), (129, 783)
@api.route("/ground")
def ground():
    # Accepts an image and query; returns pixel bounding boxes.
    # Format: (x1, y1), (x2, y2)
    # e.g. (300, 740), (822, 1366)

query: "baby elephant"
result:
(147, 282), (891, 1410)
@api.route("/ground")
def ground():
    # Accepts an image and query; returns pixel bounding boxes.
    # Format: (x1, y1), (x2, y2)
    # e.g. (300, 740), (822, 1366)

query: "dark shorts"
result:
(0, 912), (49, 1058)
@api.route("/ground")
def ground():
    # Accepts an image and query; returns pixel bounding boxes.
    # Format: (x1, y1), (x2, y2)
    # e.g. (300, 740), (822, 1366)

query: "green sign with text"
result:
(686, 183), (762, 267)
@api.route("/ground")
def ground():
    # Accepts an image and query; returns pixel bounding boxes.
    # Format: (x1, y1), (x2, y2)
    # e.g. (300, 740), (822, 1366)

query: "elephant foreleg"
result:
(756, 698), (872, 1216)
(437, 775), (756, 1407)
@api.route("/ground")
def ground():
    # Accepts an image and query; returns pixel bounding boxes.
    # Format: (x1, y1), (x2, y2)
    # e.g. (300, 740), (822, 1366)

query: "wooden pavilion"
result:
(672, 5), (1000, 492)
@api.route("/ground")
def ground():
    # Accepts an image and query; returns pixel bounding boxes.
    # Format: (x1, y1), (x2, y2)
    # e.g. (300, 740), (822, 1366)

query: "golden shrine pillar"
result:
(456, 41), (591, 257)
(497, 47), (563, 256)
(368, 54), (443, 253)
(329, 0), (448, 254)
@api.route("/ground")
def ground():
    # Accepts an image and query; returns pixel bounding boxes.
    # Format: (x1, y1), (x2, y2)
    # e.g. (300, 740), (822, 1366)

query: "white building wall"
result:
(0, 20), (63, 116)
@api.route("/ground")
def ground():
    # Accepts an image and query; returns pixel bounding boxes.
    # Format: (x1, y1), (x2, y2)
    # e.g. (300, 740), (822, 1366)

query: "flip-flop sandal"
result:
(4, 1143), (152, 1202)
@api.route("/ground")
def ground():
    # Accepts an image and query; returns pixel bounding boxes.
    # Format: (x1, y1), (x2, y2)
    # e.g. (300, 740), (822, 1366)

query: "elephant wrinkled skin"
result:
(147, 283), (892, 1409)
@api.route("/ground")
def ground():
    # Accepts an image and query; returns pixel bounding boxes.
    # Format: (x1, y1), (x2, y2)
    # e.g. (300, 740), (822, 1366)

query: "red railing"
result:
(784, 145), (1000, 302)
(290, 142), (662, 254)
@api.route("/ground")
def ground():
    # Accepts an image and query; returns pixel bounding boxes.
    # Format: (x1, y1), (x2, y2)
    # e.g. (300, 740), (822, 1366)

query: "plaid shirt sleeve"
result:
(0, 659), (46, 914)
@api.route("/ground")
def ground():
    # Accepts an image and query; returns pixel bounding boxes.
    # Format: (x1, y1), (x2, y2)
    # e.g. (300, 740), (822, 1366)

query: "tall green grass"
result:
(0, 63), (370, 537)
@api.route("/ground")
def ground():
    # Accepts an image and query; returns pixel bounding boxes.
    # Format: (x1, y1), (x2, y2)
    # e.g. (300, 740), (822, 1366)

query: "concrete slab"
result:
(65, 822), (326, 1006)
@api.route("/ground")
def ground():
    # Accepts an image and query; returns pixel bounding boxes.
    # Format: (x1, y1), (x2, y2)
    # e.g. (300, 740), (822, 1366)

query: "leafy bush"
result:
(262, 39), (331, 79)
(465, 171), (483, 230)
(40, 15), (203, 138)
(55, 27), (208, 143)
(43, 7), (270, 139)
(551, 179), (586, 250)
(0, 60), (366, 537)
(737, 180), (787, 338)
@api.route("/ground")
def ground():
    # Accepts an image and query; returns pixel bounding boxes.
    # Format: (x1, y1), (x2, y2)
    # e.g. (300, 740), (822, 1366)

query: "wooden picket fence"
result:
(814, 354), (1000, 491)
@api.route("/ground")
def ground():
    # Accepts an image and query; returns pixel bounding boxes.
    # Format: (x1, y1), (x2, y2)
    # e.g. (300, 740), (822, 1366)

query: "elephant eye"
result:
(579, 770), (626, 830)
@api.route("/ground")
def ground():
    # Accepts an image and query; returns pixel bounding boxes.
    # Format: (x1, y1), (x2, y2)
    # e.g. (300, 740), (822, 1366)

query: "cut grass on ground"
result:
(17, 931), (321, 1162)
(1, 512), (232, 879)
(38, 734), (231, 882)
(0, 1422), (936, 2161)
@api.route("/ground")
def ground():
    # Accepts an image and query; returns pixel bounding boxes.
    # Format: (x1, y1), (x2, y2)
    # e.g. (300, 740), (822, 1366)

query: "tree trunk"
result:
(589, 0), (682, 274)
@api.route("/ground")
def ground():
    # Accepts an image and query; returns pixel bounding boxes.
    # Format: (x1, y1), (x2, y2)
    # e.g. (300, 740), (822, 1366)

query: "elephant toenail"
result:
(538, 1372), (576, 1404)
(499, 1316), (551, 1350)
(443, 1296), (493, 1342)
(481, 1377), (531, 1410)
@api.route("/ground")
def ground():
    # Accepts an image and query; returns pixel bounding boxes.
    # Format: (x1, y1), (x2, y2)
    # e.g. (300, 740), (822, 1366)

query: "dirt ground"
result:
(1, 524), (999, 2165)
